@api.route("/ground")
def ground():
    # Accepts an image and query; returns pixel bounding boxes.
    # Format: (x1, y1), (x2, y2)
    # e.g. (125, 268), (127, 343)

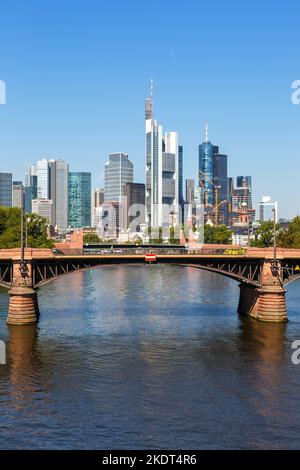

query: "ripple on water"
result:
(0, 265), (300, 449)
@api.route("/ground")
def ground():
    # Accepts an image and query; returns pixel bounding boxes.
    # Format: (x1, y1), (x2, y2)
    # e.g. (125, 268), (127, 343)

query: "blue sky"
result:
(0, 0), (299, 218)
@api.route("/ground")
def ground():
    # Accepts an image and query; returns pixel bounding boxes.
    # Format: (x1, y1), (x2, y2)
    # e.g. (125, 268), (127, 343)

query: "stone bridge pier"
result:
(4, 250), (291, 325)
(238, 259), (287, 322)
(7, 259), (39, 325)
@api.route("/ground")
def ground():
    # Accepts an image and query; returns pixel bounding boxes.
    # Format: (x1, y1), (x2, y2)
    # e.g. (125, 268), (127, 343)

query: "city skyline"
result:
(1, 1), (300, 219)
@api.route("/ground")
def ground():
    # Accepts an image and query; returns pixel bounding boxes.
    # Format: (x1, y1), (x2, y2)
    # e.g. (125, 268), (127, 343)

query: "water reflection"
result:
(0, 266), (299, 449)
(7, 325), (39, 409)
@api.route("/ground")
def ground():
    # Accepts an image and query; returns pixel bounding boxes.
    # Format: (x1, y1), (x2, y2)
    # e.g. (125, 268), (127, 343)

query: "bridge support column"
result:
(7, 258), (39, 325)
(238, 283), (287, 322)
(7, 286), (39, 325)
(238, 258), (287, 322)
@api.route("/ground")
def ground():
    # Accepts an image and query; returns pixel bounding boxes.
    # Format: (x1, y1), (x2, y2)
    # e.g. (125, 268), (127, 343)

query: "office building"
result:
(259, 196), (278, 222)
(92, 188), (105, 227)
(0, 173), (12, 207)
(123, 182), (145, 229)
(145, 83), (181, 227)
(53, 159), (69, 230)
(95, 201), (121, 238)
(178, 145), (184, 212)
(233, 176), (253, 210)
(36, 159), (50, 199)
(68, 172), (91, 228)
(93, 188), (104, 208)
(104, 153), (133, 202)
(185, 179), (195, 205)
(227, 177), (234, 212)
(32, 199), (53, 225)
(12, 181), (24, 208)
(198, 125), (229, 224)
(30, 158), (68, 229)
(24, 167), (38, 213)
(198, 124), (219, 206)
(213, 153), (228, 225)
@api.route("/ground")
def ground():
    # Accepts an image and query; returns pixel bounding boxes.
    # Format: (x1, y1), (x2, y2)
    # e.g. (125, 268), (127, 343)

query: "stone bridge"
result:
(0, 247), (300, 325)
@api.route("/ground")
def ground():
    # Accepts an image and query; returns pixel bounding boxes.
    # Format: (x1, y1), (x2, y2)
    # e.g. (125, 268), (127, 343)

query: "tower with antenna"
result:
(145, 80), (182, 228)
(198, 123), (229, 225)
(145, 79), (154, 121)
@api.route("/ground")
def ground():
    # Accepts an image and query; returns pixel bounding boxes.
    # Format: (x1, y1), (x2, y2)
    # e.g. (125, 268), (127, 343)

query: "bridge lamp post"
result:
(25, 214), (31, 248)
(271, 207), (279, 276)
(19, 206), (28, 278)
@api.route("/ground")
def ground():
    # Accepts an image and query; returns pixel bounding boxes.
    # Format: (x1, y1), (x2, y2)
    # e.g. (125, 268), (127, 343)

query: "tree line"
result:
(0, 207), (53, 248)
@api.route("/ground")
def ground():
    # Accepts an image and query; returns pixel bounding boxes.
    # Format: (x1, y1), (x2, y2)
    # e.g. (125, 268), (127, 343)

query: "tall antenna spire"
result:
(205, 122), (209, 143)
(145, 79), (154, 120)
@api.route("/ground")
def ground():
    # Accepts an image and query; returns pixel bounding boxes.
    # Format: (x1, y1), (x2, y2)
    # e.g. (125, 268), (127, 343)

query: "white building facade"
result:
(259, 196), (278, 222)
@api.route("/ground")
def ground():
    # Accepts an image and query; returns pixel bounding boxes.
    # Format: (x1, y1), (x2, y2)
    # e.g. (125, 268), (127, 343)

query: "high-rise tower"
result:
(198, 125), (229, 225)
(145, 82), (182, 228)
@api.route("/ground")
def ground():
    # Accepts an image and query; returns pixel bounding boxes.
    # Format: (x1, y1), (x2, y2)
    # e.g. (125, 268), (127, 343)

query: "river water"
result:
(0, 264), (300, 449)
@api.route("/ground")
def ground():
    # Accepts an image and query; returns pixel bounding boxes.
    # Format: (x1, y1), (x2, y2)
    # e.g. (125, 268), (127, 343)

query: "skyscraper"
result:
(68, 172), (91, 228)
(54, 159), (69, 230)
(24, 166), (38, 213)
(145, 82), (181, 227)
(93, 188), (104, 208)
(227, 177), (234, 212)
(178, 145), (184, 213)
(12, 181), (24, 208)
(123, 182), (145, 229)
(104, 153), (133, 202)
(36, 159), (50, 199)
(31, 158), (69, 229)
(92, 188), (104, 227)
(198, 125), (229, 224)
(32, 199), (53, 225)
(146, 113), (163, 227)
(214, 153), (228, 225)
(185, 179), (195, 205)
(0, 173), (12, 207)
(233, 176), (253, 210)
(198, 124), (219, 206)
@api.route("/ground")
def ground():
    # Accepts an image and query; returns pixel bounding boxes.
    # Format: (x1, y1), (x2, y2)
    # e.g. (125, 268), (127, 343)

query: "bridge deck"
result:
(1, 247), (300, 261)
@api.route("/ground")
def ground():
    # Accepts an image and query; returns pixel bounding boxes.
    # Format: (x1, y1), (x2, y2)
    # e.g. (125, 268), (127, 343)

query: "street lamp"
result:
(25, 213), (31, 247)
(271, 206), (279, 276)
(19, 205), (28, 277)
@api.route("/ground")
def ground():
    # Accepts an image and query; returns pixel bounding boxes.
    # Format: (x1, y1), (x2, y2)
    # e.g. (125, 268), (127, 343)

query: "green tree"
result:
(84, 233), (101, 243)
(0, 207), (53, 249)
(204, 224), (233, 244)
(278, 216), (300, 248)
(250, 221), (280, 248)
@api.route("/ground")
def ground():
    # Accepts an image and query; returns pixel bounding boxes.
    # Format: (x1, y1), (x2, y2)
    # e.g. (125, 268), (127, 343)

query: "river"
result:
(0, 264), (300, 449)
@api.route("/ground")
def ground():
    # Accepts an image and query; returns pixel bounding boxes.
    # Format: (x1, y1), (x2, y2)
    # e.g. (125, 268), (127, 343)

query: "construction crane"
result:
(199, 169), (228, 226)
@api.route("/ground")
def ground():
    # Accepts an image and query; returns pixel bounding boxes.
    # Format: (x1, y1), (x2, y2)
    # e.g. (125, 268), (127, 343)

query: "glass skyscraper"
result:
(214, 153), (228, 224)
(29, 159), (69, 229)
(24, 173), (38, 214)
(198, 132), (219, 206)
(104, 153), (133, 202)
(68, 172), (91, 228)
(233, 176), (253, 210)
(0, 173), (12, 207)
(198, 126), (229, 224)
